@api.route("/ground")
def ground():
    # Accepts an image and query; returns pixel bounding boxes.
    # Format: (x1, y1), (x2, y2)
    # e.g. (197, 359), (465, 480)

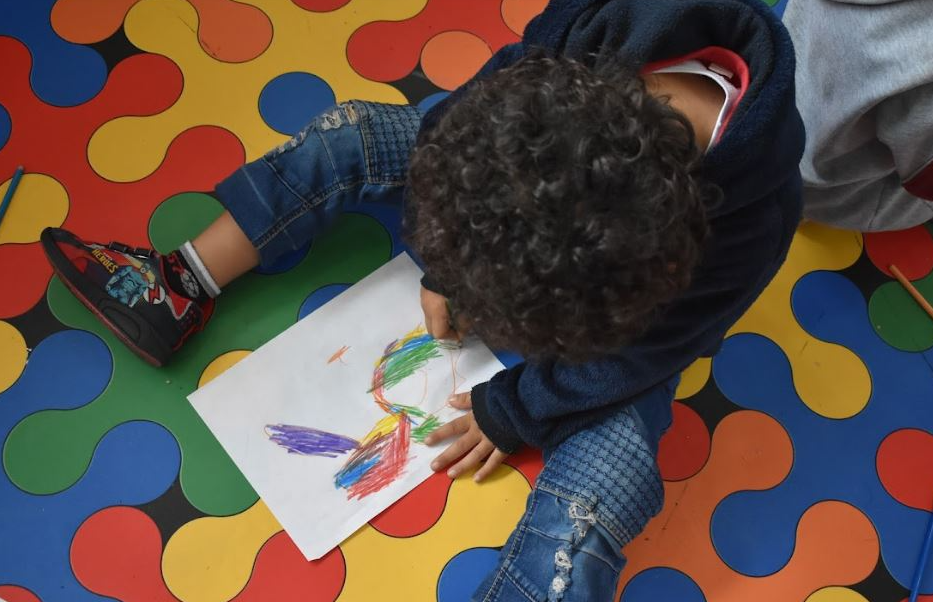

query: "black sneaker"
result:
(41, 227), (214, 366)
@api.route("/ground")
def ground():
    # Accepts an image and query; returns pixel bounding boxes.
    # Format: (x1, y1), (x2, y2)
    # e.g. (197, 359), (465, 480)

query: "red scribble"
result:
(343, 417), (411, 499)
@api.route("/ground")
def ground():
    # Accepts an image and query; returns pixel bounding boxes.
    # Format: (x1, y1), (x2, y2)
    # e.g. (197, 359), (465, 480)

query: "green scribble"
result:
(411, 415), (442, 443)
(370, 333), (457, 393)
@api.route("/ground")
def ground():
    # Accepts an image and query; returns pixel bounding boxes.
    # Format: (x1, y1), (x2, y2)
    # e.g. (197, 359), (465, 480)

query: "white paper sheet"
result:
(188, 253), (505, 560)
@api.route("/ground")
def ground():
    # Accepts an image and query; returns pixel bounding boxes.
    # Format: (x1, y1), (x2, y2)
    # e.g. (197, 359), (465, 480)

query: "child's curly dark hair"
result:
(406, 53), (719, 362)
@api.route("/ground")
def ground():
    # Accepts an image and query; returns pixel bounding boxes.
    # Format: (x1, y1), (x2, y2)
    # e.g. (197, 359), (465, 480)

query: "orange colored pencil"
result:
(890, 264), (933, 321)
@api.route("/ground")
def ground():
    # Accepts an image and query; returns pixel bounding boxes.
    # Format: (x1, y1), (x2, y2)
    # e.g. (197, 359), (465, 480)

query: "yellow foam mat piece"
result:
(805, 586), (870, 602)
(337, 466), (530, 601)
(676, 357), (712, 400)
(199, 350), (252, 388)
(0, 320), (28, 393)
(89, 0), (428, 183)
(160, 463), (530, 602)
(0, 173), (69, 244)
(163, 500), (282, 602)
(729, 221), (868, 419)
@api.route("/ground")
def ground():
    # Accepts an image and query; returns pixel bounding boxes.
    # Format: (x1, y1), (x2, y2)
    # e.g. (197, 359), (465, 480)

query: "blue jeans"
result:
(215, 101), (674, 601)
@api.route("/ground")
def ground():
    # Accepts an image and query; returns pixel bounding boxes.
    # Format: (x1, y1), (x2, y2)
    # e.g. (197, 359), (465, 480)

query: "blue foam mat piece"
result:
(437, 547), (501, 602)
(621, 567), (706, 602)
(0, 330), (180, 602)
(0, 0), (107, 107)
(259, 72), (336, 136)
(711, 270), (933, 587)
(0, 103), (11, 150)
(298, 283), (351, 319)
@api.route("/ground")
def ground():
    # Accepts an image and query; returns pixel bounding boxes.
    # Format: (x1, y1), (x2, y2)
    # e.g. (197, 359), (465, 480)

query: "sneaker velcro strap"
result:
(108, 241), (154, 259)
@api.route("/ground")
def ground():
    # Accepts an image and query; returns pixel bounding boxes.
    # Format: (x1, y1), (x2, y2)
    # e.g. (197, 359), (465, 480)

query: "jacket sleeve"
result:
(795, 84), (933, 232)
(877, 83), (933, 204)
(784, 0), (933, 231)
(472, 192), (798, 452)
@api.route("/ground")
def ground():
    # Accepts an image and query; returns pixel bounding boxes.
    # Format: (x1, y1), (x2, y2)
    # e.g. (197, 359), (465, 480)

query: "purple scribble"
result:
(265, 424), (359, 458)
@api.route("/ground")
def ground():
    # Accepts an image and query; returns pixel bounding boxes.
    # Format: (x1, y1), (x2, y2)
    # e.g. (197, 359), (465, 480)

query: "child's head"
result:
(406, 54), (718, 362)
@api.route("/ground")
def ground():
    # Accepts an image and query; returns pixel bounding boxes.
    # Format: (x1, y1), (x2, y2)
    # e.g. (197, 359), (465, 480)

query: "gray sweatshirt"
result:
(784, 0), (933, 231)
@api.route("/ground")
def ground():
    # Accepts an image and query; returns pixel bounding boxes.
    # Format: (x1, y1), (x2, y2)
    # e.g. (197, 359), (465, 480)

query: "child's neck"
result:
(644, 72), (724, 150)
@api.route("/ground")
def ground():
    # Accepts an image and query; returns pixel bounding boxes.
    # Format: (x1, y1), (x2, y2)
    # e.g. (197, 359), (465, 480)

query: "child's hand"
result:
(421, 286), (459, 341)
(425, 392), (509, 482)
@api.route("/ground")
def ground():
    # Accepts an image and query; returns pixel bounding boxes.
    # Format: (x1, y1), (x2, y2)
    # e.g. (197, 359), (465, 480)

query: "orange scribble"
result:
(327, 345), (350, 365)
(448, 346), (465, 396)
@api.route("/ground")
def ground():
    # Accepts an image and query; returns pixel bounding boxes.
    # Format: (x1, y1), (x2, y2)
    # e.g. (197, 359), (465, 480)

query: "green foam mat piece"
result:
(869, 271), (933, 352)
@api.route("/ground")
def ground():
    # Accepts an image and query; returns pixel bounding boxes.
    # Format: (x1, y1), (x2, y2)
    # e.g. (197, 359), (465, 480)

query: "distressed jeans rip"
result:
(271, 127), (309, 155)
(269, 103), (360, 156)
(569, 501), (596, 539)
(319, 103), (359, 131)
(547, 502), (597, 601)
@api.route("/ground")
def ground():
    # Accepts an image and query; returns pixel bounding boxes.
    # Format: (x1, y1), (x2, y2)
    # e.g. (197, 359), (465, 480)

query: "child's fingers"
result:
(420, 286), (454, 339)
(430, 428), (477, 471)
(428, 313), (453, 340)
(447, 392), (472, 410)
(425, 413), (470, 445)
(447, 440), (494, 479)
(473, 450), (509, 482)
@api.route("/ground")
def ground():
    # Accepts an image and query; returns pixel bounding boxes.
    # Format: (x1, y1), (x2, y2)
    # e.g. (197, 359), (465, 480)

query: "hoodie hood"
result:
(420, 0), (805, 218)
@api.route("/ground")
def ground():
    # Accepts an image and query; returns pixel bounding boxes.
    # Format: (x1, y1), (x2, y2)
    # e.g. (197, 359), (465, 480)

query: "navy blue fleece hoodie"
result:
(418, 0), (804, 453)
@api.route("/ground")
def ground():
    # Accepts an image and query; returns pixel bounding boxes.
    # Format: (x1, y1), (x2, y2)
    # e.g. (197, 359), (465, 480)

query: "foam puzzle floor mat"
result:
(1, 0), (932, 601)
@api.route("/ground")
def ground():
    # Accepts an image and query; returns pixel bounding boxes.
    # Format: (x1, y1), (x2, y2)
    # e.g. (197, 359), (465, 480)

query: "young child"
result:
(784, 0), (933, 231)
(41, 0), (803, 598)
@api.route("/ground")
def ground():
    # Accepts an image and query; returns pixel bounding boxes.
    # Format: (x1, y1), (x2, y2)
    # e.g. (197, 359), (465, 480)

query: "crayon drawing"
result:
(266, 325), (460, 499)
(326, 345), (350, 364)
(188, 253), (504, 560)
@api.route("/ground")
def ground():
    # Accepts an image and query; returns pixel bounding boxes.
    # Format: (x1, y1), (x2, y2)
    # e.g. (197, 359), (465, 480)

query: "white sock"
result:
(179, 241), (221, 299)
